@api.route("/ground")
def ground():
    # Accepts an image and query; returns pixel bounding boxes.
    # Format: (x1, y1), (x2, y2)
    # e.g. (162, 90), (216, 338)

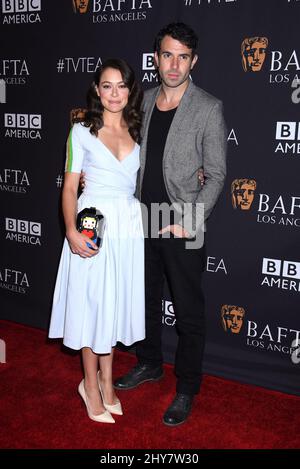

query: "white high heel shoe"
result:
(78, 380), (115, 423)
(97, 371), (123, 415)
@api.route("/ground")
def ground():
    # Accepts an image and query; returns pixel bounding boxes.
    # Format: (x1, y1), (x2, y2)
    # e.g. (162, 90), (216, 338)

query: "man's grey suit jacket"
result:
(136, 79), (227, 236)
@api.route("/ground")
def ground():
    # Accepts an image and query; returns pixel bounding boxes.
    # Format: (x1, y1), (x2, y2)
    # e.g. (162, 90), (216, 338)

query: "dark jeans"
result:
(136, 236), (206, 395)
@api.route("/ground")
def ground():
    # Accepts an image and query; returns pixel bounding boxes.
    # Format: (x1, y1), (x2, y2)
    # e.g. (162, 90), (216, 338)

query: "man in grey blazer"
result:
(114, 22), (227, 426)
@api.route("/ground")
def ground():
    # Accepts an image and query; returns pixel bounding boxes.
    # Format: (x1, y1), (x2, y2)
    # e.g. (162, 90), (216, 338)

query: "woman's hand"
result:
(66, 229), (99, 258)
(158, 224), (191, 238)
(198, 167), (205, 186)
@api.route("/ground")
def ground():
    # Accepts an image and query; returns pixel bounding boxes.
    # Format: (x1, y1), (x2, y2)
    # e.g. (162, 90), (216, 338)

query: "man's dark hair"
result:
(155, 22), (198, 58)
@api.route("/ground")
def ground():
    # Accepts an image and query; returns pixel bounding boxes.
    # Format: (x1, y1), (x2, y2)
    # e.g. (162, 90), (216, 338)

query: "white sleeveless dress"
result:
(49, 123), (145, 353)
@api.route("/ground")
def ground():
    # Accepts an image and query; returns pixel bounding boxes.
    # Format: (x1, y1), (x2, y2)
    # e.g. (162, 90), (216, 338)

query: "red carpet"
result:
(0, 320), (299, 449)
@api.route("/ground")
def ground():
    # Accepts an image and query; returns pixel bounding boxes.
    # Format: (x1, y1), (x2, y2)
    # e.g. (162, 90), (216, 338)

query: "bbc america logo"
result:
(2, 0), (41, 12)
(261, 257), (300, 293)
(142, 53), (155, 70)
(2, 0), (42, 24)
(5, 217), (42, 246)
(162, 300), (176, 327)
(275, 121), (300, 155)
(142, 53), (158, 83)
(4, 113), (41, 139)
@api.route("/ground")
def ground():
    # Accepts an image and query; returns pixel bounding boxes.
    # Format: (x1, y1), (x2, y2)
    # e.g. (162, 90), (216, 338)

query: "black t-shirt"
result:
(141, 104), (177, 232)
(141, 104), (177, 207)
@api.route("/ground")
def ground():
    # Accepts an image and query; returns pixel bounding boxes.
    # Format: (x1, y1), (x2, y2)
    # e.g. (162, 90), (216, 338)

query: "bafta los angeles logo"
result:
(221, 305), (245, 334)
(73, 0), (89, 13)
(241, 37), (268, 72)
(231, 178), (257, 211)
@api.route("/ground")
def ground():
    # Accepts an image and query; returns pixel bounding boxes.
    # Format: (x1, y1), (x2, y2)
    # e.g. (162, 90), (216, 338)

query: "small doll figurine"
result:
(77, 207), (105, 248)
(81, 215), (97, 246)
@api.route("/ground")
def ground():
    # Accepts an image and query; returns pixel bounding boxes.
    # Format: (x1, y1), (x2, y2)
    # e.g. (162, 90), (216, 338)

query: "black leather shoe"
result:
(163, 393), (193, 426)
(113, 363), (164, 390)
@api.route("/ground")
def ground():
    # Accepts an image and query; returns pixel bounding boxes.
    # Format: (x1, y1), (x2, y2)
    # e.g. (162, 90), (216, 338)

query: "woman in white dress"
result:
(49, 59), (145, 423)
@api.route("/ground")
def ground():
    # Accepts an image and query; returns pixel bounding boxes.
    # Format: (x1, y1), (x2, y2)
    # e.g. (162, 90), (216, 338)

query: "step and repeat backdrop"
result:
(1, 0), (300, 395)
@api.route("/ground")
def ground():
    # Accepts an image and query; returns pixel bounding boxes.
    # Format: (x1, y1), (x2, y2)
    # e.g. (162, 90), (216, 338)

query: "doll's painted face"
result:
(82, 216), (96, 229)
